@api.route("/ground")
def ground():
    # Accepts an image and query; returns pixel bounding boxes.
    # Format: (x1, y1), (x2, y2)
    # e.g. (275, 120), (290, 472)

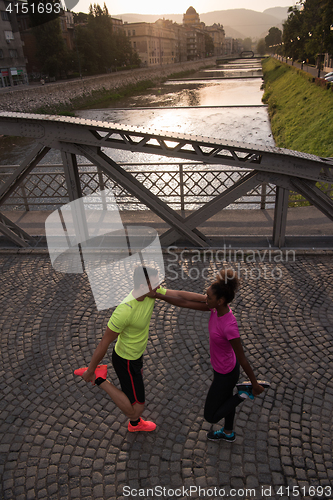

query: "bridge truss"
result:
(0, 112), (332, 248)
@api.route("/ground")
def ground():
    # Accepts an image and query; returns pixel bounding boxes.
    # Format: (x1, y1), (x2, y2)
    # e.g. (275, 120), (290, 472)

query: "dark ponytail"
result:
(211, 269), (239, 304)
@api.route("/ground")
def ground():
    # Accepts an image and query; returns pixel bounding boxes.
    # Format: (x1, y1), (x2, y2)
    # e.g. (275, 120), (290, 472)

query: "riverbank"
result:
(261, 57), (333, 157)
(0, 58), (215, 114)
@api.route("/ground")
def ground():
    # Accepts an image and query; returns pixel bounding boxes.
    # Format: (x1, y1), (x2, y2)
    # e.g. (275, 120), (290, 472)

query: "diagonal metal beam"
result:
(0, 144), (50, 206)
(0, 144), (50, 246)
(0, 212), (34, 247)
(160, 171), (261, 246)
(72, 144), (210, 247)
(272, 186), (289, 248)
(290, 178), (333, 221)
(0, 113), (331, 183)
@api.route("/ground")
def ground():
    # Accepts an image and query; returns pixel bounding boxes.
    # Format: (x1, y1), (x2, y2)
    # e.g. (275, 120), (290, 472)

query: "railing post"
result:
(179, 163), (185, 217)
(260, 182), (267, 210)
(20, 182), (29, 211)
(61, 152), (82, 202)
(97, 167), (107, 210)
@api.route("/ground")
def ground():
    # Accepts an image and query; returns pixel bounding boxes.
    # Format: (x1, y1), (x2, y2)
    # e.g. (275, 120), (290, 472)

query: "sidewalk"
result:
(0, 250), (333, 500)
(2, 205), (333, 250)
(273, 55), (327, 78)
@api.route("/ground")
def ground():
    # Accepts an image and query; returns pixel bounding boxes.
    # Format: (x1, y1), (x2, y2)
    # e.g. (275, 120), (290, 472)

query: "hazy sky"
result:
(71, 0), (295, 15)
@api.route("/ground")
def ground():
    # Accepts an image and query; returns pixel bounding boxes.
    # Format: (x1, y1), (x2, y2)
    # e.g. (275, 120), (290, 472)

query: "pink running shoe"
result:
(74, 365), (107, 379)
(128, 418), (156, 432)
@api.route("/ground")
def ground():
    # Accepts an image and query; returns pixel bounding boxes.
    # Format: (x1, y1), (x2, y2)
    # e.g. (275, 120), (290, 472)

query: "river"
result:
(1, 59), (274, 165)
(74, 59), (274, 164)
(1, 59), (275, 209)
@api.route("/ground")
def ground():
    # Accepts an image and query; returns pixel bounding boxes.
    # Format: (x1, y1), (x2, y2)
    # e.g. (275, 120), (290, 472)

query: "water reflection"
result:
(0, 60), (273, 169)
(75, 107), (273, 148)
(107, 78), (264, 108)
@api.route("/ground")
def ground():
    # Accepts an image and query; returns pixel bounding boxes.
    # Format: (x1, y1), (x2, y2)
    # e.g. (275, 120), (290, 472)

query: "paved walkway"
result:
(2, 205), (333, 250)
(1, 251), (333, 500)
(273, 55), (328, 79)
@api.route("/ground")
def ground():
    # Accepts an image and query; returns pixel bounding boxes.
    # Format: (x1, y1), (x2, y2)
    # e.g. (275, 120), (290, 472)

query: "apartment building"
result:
(60, 10), (74, 51)
(224, 37), (241, 55)
(205, 23), (226, 56)
(0, 0), (27, 87)
(111, 17), (123, 34)
(155, 18), (187, 63)
(124, 21), (177, 66)
(185, 26), (205, 60)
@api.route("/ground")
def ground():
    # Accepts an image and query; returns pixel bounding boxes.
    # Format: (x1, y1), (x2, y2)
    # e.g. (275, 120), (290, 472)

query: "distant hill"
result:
(120, 13), (182, 24)
(199, 9), (284, 39)
(119, 7), (289, 40)
(263, 7), (290, 22)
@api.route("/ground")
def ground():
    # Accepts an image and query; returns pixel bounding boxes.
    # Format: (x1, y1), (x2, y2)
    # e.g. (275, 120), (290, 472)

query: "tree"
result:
(282, 0), (333, 65)
(257, 39), (266, 55)
(204, 33), (214, 56)
(75, 3), (139, 75)
(265, 27), (282, 51)
(29, 0), (67, 77)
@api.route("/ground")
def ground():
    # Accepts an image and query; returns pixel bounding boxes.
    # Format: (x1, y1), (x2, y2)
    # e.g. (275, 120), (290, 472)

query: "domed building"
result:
(183, 6), (201, 27)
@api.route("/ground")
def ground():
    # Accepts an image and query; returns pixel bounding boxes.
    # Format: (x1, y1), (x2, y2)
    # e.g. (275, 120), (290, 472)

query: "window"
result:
(128, 30), (131, 36)
(4, 30), (14, 41)
(9, 49), (18, 58)
(132, 30), (135, 36)
(133, 41), (136, 49)
(0, 49), (3, 59)
(1, 10), (10, 21)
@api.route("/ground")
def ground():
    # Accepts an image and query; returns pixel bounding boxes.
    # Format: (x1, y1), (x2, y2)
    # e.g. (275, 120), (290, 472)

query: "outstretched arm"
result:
(82, 326), (119, 384)
(166, 289), (207, 302)
(155, 291), (210, 311)
(229, 338), (265, 397)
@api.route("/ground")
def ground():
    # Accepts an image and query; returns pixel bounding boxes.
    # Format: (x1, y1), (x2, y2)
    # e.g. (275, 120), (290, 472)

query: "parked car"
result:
(324, 71), (333, 80)
(325, 75), (333, 82)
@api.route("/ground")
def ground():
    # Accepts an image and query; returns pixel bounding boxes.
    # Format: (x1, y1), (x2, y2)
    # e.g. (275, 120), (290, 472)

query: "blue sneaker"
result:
(207, 427), (236, 442)
(236, 382), (254, 400)
(236, 380), (270, 400)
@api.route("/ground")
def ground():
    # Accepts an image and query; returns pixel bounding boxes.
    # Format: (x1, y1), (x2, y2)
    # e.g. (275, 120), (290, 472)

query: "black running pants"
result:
(204, 361), (242, 431)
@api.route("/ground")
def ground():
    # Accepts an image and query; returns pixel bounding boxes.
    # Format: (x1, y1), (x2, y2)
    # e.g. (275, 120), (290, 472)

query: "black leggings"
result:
(204, 361), (242, 431)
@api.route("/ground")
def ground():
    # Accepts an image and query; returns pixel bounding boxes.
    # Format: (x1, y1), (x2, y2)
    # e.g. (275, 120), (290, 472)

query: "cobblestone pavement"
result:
(1, 251), (333, 500)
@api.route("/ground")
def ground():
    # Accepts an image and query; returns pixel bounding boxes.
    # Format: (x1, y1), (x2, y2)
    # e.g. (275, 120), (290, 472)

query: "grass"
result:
(33, 69), (200, 115)
(262, 57), (333, 157)
(261, 57), (333, 207)
(165, 69), (197, 80)
(34, 79), (158, 115)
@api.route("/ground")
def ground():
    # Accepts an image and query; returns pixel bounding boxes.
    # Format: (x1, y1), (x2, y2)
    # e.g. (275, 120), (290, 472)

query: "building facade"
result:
(0, 0), (27, 87)
(124, 21), (177, 66)
(224, 37), (241, 55)
(123, 6), (240, 65)
(61, 10), (74, 51)
(183, 6), (203, 28)
(185, 26), (205, 60)
(111, 17), (123, 34)
(205, 23), (225, 56)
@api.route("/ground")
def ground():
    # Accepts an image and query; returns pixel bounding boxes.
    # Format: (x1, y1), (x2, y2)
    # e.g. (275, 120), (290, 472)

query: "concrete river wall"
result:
(0, 58), (216, 113)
